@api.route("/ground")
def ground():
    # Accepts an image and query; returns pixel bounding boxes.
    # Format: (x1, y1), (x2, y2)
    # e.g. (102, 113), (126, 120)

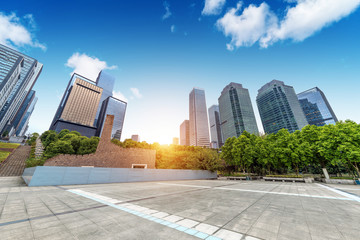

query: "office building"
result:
(208, 105), (223, 148)
(15, 95), (38, 137)
(50, 71), (126, 139)
(172, 137), (179, 145)
(256, 80), (308, 134)
(189, 88), (210, 147)
(180, 120), (190, 146)
(96, 96), (127, 140)
(50, 74), (102, 137)
(297, 87), (338, 126)
(8, 90), (37, 137)
(94, 71), (115, 126)
(131, 135), (140, 142)
(0, 44), (42, 137)
(218, 83), (258, 141)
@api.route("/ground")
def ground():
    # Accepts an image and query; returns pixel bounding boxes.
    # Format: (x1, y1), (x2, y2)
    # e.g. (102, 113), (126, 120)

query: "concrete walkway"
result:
(0, 179), (359, 240)
(0, 146), (31, 176)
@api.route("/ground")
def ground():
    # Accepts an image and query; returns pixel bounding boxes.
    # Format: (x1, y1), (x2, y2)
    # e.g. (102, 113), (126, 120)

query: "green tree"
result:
(58, 129), (70, 139)
(41, 131), (58, 149)
(44, 140), (75, 158)
(77, 137), (99, 155)
(220, 136), (236, 170)
(185, 148), (223, 172)
(319, 121), (360, 177)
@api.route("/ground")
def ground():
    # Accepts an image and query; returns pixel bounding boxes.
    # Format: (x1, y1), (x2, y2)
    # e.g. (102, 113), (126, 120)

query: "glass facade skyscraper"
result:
(94, 71), (115, 126)
(189, 88), (210, 147)
(208, 105), (223, 148)
(16, 96), (37, 137)
(218, 83), (258, 141)
(8, 90), (36, 136)
(297, 87), (338, 126)
(50, 71), (127, 139)
(256, 80), (308, 134)
(0, 44), (42, 137)
(96, 96), (127, 140)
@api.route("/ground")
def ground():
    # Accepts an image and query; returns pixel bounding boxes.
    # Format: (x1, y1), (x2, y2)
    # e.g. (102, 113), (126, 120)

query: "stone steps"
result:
(0, 145), (31, 176)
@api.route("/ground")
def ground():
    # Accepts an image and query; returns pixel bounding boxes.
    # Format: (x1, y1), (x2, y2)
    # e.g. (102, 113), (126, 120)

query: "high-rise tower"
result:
(256, 80), (308, 134)
(180, 120), (190, 146)
(297, 87), (338, 126)
(218, 82), (258, 141)
(0, 44), (42, 137)
(208, 105), (223, 148)
(50, 72), (126, 139)
(189, 88), (210, 147)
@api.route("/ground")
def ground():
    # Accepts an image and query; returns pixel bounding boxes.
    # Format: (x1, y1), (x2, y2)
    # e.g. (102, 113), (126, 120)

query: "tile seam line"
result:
(157, 182), (356, 201)
(221, 182), (282, 240)
(0, 204), (107, 227)
(67, 189), (263, 240)
(67, 189), (216, 239)
(214, 187), (354, 200)
(315, 183), (360, 203)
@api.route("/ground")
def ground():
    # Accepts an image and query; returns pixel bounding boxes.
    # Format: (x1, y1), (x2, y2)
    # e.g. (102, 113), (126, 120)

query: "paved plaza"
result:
(0, 177), (360, 240)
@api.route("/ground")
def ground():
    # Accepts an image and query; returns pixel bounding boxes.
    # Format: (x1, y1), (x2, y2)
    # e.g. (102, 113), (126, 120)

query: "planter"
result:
(324, 178), (356, 185)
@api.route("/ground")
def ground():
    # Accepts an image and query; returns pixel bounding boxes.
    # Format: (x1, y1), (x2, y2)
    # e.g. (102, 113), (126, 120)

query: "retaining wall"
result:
(22, 166), (217, 186)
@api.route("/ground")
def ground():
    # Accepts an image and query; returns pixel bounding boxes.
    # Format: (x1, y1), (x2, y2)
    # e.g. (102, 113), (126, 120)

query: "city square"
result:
(1, 1), (360, 239)
(1, 177), (359, 240)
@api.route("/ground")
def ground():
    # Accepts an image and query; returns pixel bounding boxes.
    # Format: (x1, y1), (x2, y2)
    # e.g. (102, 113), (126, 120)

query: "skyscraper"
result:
(50, 74), (102, 137)
(208, 105), (223, 148)
(297, 87), (338, 126)
(8, 90), (37, 137)
(218, 83), (258, 141)
(96, 96), (127, 140)
(180, 120), (190, 146)
(0, 44), (42, 137)
(50, 72), (126, 139)
(94, 71), (115, 126)
(189, 88), (210, 147)
(256, 80), (308, 134)
(15, 96), (38, 137)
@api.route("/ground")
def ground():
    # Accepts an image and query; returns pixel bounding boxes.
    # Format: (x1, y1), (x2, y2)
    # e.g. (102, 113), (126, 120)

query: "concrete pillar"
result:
(322, 168), (330, 180)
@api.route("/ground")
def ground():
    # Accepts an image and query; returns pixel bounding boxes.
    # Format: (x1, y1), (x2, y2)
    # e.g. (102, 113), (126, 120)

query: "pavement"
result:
(0, 177), (359, 240)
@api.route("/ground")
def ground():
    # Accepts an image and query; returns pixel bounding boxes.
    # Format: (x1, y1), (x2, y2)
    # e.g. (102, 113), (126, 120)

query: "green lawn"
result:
(0, 142), (20, 149)
(0, 150), (11, 163)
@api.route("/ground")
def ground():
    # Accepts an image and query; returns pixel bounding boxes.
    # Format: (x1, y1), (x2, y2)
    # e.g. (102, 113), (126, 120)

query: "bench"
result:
(226, 176), (247, 181)
(263, 177), (306, 183)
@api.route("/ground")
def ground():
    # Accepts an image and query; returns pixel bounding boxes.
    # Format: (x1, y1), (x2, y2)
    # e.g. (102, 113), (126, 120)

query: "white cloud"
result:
(202, 0), (226, 15)
(66, 52), (117, 81)
(130, 88), (142, 99)
(113, 90), (128, 102)
(0, 12), (46, 50)
(162, 1), (172, 20)
(261, 0), (360, 47)
(217, 2), (277, 49)
(171, 25), (176, 33)
(217, 0), (360, 50)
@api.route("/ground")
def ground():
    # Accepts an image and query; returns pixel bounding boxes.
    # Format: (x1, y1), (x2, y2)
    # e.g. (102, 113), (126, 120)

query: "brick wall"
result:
(44, 115), (156, 168)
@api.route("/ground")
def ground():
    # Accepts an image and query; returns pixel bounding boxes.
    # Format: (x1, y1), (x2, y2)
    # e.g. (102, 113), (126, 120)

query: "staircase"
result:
(0, 145), (31, 176)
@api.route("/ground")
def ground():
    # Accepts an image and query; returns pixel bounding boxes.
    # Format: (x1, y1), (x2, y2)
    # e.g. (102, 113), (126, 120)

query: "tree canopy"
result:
(221, 121), (360, 177)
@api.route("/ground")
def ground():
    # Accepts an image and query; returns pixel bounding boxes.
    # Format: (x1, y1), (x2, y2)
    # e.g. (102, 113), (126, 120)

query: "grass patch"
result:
(266, 175), (303, 178)
(222, 173), (248, 177)
(0, 142), (20, 149)
(0, 150), (11, 163)
(330, 176), (355, 180)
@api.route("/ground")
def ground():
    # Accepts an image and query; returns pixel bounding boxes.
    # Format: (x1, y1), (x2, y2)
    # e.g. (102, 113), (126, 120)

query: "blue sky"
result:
(1, 0), (360, 144)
